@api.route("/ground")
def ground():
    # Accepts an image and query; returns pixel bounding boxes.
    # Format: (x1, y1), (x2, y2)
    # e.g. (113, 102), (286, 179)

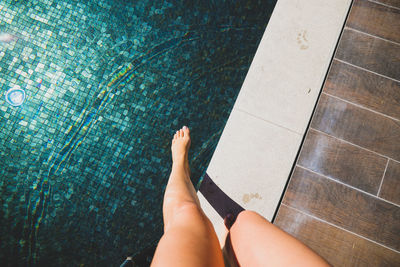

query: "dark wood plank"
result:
(275, 205), (400, 267)
(335, 29), (400, 81)
(298, 129), (387, 194)
(325, 60), (400, 120)
(373, 0), (400, 9)
(379, 160), (400, 205)
(311, 94), (400, 161)
(282, 167), (400, 250)
(347, 0), (400, 43)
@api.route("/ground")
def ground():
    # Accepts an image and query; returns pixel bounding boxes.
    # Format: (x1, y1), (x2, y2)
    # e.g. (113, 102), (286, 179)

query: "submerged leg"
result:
(227, 210), (331, 267)
(151, 126), (224, 267)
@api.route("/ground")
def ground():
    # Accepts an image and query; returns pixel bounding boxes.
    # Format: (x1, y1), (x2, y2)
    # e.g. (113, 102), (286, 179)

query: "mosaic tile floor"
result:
(0, 0), (276, 265)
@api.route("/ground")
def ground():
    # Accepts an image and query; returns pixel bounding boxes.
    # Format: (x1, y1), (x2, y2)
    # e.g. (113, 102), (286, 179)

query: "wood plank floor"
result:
(274, 0), (400, 265)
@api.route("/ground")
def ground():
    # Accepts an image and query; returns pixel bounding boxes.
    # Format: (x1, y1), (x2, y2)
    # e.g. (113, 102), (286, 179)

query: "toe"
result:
(179, 129), (184, 137)
(182, 126), (190, 137)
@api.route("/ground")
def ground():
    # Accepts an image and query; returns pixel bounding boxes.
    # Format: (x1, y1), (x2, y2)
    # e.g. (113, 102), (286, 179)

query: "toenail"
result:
(183, 126), (188, 130)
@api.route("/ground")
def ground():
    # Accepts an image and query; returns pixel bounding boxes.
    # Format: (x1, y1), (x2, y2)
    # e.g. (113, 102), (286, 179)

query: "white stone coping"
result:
(198, 0), (353, 245)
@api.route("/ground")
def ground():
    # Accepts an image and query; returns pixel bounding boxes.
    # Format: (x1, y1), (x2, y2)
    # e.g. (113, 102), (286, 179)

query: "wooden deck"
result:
(274, 0), (400, 265)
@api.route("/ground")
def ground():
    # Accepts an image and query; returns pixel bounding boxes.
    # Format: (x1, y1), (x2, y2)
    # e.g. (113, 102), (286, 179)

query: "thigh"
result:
(229, 210), (331, 267)
(152, 204), (224, 267)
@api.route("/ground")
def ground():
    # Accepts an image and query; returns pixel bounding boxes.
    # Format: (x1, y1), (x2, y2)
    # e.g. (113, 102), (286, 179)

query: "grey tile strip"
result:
(322, 92), (400, 122)
(367, 0), (400, 11)
(345, 26), (400, 47)
(282, 204), (400, 254)
(297, 165), (400, 208)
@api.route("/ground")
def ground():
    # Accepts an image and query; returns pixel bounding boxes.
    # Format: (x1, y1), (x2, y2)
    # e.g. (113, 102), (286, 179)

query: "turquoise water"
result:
(0, 0), (276, 265)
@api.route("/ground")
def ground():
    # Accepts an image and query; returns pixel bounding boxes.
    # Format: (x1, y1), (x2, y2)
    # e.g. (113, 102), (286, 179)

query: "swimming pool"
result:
(0, 0), (276, 265)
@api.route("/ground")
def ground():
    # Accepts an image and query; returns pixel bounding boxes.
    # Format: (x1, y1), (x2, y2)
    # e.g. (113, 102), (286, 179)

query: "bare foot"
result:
(171, 126), (191, 175)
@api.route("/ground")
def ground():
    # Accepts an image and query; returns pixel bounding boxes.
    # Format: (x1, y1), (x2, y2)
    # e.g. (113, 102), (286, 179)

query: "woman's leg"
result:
(151, 126), (224, 267)
(228, 210), (331, 267)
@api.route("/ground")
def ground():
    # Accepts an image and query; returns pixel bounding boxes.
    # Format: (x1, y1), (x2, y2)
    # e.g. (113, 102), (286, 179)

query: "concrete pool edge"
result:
(198, 0), (353, 245)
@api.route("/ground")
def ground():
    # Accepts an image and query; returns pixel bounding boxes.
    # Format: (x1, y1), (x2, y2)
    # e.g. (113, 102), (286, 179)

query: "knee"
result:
(167, 202), (215, 234)
(234, 210), (270, 227)
(173, 202), (211, 226)
(237, 210), (260, 221)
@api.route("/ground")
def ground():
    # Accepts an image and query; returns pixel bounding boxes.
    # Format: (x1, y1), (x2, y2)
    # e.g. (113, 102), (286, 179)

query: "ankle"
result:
(172, 156), (186, 166)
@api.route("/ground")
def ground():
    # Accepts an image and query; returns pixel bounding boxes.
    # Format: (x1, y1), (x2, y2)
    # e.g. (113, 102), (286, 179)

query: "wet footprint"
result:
(242, 192), (262, 204)
(297, 30), (309, 50)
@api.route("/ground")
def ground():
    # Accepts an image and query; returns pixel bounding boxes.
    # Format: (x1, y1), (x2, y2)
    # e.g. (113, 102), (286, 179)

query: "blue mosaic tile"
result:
(0, 0), (276, 265)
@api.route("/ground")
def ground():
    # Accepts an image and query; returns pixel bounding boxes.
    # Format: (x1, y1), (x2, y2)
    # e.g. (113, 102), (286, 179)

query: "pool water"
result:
(0, 0), (276, 265)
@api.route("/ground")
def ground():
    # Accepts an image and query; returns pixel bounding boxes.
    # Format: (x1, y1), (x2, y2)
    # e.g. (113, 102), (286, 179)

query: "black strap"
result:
(199, 173), (244, 221)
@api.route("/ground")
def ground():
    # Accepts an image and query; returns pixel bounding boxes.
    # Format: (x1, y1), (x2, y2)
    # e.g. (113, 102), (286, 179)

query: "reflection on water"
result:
(0, 32), (18, 43)
(5, 86), (26, 106)
(0, 0), (276, 265)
